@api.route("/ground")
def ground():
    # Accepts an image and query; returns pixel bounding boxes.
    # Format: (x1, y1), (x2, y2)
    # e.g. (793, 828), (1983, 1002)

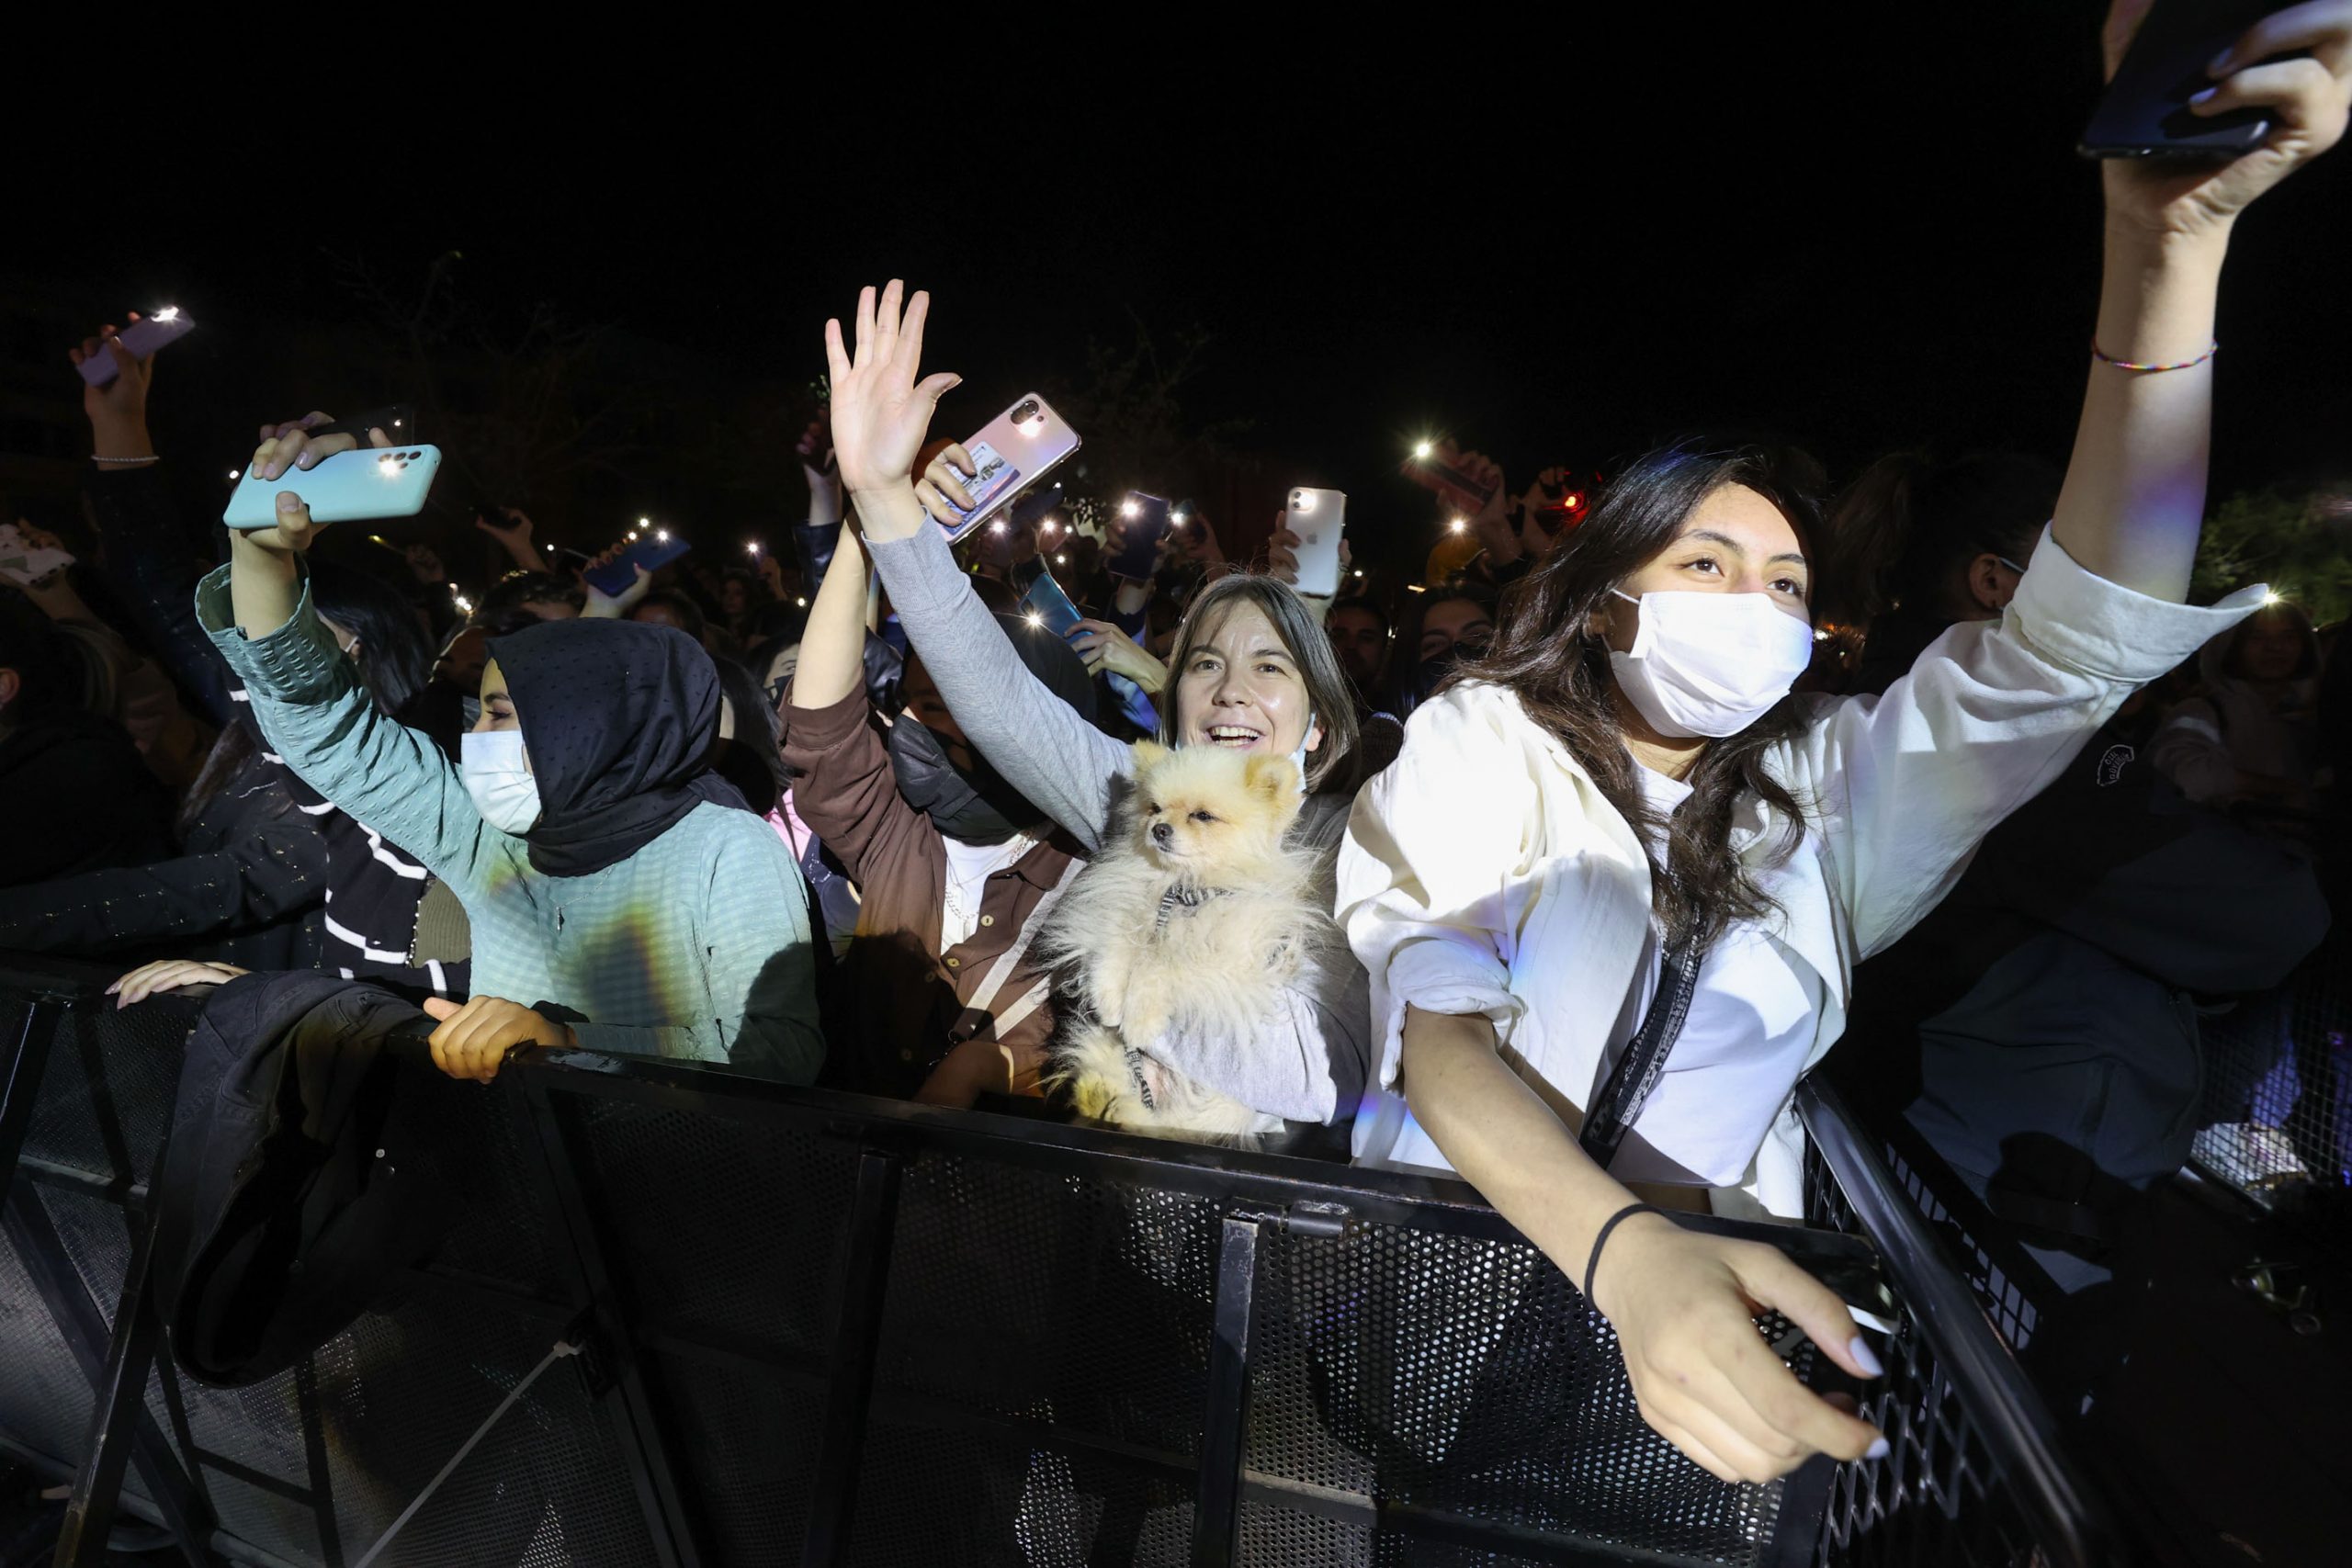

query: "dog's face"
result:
(1128, 741), (1301, 883)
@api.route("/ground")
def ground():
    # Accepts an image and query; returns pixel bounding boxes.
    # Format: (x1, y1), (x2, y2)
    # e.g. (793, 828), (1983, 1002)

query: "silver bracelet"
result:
(92, 454), (160, 466)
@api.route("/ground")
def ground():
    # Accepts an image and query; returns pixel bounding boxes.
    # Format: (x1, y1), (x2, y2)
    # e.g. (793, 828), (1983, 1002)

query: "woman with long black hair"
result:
(1338, 1), (2351, 1485)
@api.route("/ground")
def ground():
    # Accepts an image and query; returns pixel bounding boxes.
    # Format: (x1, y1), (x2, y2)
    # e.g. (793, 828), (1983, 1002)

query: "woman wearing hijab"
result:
(197, 424), (823, 1085)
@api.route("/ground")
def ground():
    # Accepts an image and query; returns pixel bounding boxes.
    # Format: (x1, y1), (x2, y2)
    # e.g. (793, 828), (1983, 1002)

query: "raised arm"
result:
(2051, 0), (2352, 599)
(826, 280), (1131, 848)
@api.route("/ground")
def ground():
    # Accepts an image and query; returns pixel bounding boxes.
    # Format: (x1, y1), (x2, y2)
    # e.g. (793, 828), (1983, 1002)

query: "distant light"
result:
(391, 418), (402, 428)
(1814, 629), (1832, 643)
(228, 468), (241, 480)
(795, 596), (808, 607)
(746, 541), (761, 556)
(1565, 493), (1579, 508)
(639, 516), (650, 527)
(1413, 441), (1433, 459)
(152, 306), (180, 323)
(1054, 554), (1066, 564)
(989, 520), (1007, 534)
(1406, 583), (1427, 593)
(1448, 517), (1466, 533)
(656, 529), (671, 543)
(1352, 569), (1363, 578)
(1042, 517), (1058, 533)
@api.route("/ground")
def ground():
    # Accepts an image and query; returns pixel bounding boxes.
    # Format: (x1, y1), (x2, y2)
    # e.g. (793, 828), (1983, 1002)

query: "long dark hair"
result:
(1821, 449), (2058, 628)
(1458, 438), (1820, 950)
(308, 563), (433, 719)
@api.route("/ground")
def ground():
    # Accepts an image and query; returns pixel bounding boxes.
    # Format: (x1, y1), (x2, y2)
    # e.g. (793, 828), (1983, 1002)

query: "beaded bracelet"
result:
(2090, 339), (2218, 373)
(91, 454), (160, 466)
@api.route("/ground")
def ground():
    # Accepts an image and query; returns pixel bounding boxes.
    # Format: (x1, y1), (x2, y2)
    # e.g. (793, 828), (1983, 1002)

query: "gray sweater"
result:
(867, 525), (1372, 1124)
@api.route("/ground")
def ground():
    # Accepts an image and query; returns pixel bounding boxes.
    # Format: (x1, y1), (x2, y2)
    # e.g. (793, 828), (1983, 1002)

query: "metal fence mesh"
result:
(2192, 921), (2352, 1209)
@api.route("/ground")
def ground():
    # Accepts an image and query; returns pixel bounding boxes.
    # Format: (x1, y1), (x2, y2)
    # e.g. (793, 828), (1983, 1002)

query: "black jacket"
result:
(0, 709), (174, 886)
(0, 732), (327, 971)
(151, 970), (458, 1387)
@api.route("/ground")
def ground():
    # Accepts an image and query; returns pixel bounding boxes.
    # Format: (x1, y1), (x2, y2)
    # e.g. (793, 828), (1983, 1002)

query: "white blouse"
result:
(1339, 525), (2263, 1216)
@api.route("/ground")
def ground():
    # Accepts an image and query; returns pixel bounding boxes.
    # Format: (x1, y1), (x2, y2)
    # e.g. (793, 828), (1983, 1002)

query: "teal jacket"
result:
(198, 566), (821, 1079)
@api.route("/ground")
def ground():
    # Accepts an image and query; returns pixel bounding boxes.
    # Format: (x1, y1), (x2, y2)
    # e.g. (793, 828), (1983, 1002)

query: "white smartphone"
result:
(935, 393), (1081, 544)
(0, 523), (76, 588)
(1284, 486), (1346, 597)
(222, 444), (444, 531)
(77, 309), (197, 387)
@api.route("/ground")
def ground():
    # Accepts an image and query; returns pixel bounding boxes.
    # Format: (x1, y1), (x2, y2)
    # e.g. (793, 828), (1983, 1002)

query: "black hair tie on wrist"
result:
(1583, 1201), (1666, 1311)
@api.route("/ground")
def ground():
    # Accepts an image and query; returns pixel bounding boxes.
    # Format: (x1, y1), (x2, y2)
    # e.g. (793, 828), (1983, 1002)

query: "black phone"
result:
(1106, 492), (1171, 581)
(2080, 0), (2286, 159)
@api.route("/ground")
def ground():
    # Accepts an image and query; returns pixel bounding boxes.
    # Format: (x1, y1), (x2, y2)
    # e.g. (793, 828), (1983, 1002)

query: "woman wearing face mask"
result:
(196, 428), (824, 1085)
(780, 518), (1092, 1103)
(819, 284), (1372, 1134)
(1338, 1), (2348, 1485)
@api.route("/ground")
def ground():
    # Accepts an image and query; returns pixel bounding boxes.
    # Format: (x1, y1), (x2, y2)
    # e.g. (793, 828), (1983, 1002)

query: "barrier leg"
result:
(519, 1083), (707, 1568)
(1190, 1212), (1261, 1568)
(0, 997), (62, 1209)
(3, 1184), (212, 1566)
(797, 1147), (903, 1568)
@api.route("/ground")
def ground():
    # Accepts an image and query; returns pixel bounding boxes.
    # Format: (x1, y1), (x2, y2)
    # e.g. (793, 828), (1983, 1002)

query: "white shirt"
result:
(1600, 767), (1828, 1190)
(939, 832), (1035, 953)
(1340, 525), (2266, 1216)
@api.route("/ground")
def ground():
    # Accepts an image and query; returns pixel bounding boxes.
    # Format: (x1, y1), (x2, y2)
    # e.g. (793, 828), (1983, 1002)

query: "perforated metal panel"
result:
(2194, 923), (2352, 1212)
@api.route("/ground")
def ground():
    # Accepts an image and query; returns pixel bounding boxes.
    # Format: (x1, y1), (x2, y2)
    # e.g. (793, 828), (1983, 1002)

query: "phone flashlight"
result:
(1413, 441), (1433, 459)
(1448, 517), (1467, 533)
(746, 541), (761, 557)
(1024, 611), (1044, 628)
(1120, 499), (1141, 520)
(989, 520), (1007, 534)
(657, 530), (671, 543)
(153, 306), (181, 323)
(638, 516), (650, 527)
(228, 468), (241, 480)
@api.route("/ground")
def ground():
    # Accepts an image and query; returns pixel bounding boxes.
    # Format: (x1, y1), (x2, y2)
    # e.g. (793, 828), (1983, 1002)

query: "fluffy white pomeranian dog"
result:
(1037, 741), (1337, 1145)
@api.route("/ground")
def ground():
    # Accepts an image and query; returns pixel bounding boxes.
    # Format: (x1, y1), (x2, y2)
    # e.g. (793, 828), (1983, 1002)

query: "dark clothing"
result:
(152, 969), (455, 1386)
(782, 686), (1080, 1098)
(488, 616), (741, 877)
(0, 709), (174, 886)
(0, 733), (326, 971)
(1841, 704), (2329, 1250)
(84, 463), (238, 728)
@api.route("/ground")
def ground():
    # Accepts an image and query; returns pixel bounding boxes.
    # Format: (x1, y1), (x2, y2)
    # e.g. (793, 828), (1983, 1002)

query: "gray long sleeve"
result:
(867, 525), (1130, 851)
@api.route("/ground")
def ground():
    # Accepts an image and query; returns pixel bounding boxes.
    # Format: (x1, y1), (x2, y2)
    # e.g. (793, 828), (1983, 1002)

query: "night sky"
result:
(18, 5), (2351, 578)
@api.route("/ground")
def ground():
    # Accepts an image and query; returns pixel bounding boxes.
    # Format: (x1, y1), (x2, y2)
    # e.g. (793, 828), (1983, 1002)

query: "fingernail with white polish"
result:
(1865, 1437), (1890, 1461)
(1849, 1335), (1885, 1378)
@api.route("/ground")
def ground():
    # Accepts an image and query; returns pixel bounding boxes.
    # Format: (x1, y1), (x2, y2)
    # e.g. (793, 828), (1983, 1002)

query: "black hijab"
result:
(487, 618), (743, 877)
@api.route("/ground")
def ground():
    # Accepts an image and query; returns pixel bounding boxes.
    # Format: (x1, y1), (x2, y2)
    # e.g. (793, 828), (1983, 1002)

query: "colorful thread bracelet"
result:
(2090, 339), (2218, 373)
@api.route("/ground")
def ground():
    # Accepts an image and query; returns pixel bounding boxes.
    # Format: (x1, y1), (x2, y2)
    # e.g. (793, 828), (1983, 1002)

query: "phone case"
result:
(2080, 0), (2281, 158)
(1284, 487), (1347, 598)
(1020, 570), (1086, 637)
(1107, 494), (1172, 581)
(222, 444), (444, 531)
(0, 524), (76, 587)
(1407, 450), (1500, 512)
(937, 393), (1083, 544)
(583, 534), (692, 596)
(77, 311), (198, 387)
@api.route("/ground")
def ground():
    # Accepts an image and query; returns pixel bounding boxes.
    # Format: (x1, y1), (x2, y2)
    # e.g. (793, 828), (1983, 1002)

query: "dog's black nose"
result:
(1151, 821), (1174, 849)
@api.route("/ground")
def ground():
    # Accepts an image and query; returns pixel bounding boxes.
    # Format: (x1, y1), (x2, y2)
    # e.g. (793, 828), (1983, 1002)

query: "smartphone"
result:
(1283, 487), (1346, 598)
(2081, 0), (2286, 159)
(1021, 568), (1160, 733)
(0, 523), (75, 588)
(1405, 441), (1499, 514)
(222, 444), (443, 531)
(1106, 492), (1172, 581)
(934, 393), (1083, 544)
(77, 310), (197, 387)
(583, 530), (691, 596)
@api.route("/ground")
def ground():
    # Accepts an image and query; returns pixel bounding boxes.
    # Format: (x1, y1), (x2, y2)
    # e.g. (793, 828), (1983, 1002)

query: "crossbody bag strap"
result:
(946, 856), (1085, 1047)
(1577, 928), (1704, 1168)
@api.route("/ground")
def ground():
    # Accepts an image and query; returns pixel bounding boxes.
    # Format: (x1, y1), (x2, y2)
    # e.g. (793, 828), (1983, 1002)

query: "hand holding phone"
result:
(1405, 437), (1501, 518)
(1280, 488), (1347, 597)
(916, 394), (1084, 543)
(582, 525), (691, 597)
(2082, 0), (2287, 159)
(74, 309), (196, 388)
(1105, 493), (1173, 581)
(223, 444), (444, 531)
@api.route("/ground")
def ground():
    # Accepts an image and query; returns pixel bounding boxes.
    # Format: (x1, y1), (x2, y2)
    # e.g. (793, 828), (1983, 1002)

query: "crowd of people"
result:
(4, 3), (2349, 1492)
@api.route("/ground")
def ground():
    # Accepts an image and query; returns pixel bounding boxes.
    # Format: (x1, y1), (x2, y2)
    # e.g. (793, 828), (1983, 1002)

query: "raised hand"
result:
(822, 280), (963, 501)
(2102, 0), (2352, 241)
(1069, 617), (1170, 694)
(69, 317), (157, 459)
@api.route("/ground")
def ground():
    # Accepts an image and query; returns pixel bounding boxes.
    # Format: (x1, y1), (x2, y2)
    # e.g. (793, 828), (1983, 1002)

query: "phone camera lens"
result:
(1012, 399), (1041, 424)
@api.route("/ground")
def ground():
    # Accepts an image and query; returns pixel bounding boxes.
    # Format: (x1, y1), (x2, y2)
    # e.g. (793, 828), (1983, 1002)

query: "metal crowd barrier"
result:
(0, 953), (2121, 1567)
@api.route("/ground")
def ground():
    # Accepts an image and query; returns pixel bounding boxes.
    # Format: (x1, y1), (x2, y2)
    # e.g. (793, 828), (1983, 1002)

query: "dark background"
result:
(6, 5), (2348, 586)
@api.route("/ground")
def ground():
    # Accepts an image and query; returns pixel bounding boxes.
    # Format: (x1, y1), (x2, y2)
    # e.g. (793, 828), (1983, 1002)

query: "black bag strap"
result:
(1577, 928), (1704, 1168)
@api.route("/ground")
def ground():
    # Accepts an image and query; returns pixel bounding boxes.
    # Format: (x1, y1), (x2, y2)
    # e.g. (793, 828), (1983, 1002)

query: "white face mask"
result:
(461, 728), (543, 833)
(1607, 590), (1815, 739)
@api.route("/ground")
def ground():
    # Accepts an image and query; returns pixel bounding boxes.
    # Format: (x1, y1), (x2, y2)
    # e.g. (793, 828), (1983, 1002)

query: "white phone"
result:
(77, 309), (197, 387)
(222, 444), (444, 531)
(0, 523), (75, 588)
(1284, 487), (1346, 597)
(935, 393), (1081, 544)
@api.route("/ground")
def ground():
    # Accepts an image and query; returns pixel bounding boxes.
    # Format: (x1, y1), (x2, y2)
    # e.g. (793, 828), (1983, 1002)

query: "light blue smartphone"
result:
(222, 444), (443, 531)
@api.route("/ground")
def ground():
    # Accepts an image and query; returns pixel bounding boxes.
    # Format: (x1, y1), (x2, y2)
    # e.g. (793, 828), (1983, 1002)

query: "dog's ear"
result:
(1243, 753), (1299, 800)
(1130, 739), (1170, 775)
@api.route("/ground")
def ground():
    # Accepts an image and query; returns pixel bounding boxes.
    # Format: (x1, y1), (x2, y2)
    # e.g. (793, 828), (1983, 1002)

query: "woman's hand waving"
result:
(823, 280), (962, 544)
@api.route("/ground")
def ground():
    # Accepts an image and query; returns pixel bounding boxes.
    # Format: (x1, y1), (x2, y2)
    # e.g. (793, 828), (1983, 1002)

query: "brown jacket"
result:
(780, 688), (1079, 1099)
